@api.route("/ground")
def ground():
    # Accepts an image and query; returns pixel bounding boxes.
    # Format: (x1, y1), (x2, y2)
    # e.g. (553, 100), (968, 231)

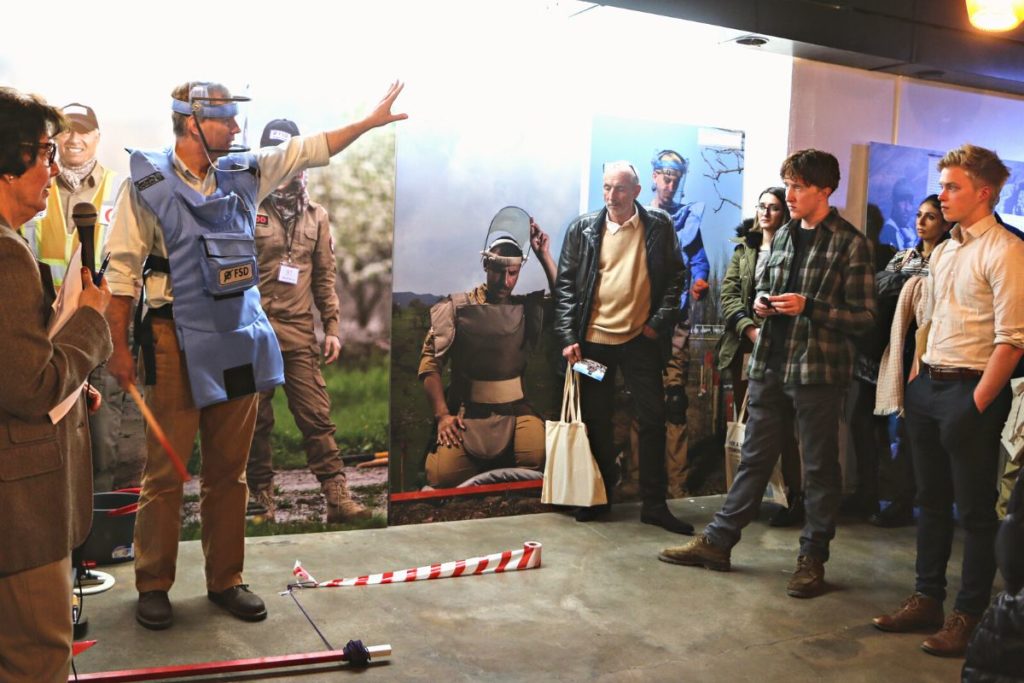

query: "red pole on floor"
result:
(71, 644), (391, 682)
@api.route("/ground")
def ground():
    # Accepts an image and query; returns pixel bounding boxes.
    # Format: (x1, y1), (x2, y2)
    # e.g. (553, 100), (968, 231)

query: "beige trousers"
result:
(425, 415), (545, 488)
(134, 318), (258, 593)
(0, 556), (72, 683)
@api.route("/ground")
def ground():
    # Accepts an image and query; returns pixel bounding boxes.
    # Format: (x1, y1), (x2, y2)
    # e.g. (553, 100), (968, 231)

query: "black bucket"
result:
(78, 491), (138, 565)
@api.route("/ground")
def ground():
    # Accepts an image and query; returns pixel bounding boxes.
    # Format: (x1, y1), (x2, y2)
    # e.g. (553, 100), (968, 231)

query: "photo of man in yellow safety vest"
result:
(21, 102), (118, 287)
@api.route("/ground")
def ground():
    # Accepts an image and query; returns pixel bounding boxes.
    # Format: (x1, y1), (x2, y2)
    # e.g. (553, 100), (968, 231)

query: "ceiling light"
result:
(966, 0), (1024, 31)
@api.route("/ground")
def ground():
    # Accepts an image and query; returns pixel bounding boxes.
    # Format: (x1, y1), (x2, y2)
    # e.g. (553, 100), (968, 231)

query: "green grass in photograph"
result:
(183, 351), (390, 475)
(270, 352), (390, 470)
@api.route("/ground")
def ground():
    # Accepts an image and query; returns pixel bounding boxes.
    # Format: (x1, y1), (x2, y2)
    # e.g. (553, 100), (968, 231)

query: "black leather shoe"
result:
(136, 590), (173, 630)
(870, 501), (915, 528)
(575, 504), (610, 522)
(641, 503), (694, 535)
(207, 584), (267, 622)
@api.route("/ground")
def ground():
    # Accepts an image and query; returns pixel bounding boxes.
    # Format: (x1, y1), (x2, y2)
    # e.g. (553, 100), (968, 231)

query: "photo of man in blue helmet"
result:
(650, 149), (709, 494)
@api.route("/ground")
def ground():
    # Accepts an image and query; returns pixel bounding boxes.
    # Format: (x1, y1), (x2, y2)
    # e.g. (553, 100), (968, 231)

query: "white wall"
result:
(789, 60), (897, 227)
(898, 79), (1024, 160)
(789, 59), (1024, 228)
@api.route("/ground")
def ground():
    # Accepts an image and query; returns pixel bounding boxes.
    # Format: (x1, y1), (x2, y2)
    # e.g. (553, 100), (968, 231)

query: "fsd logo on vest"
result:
(220, 264), (253, 286)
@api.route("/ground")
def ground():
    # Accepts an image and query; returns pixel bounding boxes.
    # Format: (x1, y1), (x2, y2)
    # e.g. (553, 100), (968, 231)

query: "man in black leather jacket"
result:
(553, 160), (692, 534)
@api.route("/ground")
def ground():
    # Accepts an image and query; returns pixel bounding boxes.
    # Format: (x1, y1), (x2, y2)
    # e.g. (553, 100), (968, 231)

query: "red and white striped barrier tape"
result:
(290, 541), (542, 589)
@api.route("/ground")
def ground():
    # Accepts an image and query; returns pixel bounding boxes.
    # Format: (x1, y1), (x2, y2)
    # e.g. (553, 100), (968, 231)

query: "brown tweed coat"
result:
(0, 223), (112, 576)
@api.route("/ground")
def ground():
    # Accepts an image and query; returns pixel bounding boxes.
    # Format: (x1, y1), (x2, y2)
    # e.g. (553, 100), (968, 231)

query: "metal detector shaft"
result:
(124, 383), (189, 482)
(71, 644), (392, 681)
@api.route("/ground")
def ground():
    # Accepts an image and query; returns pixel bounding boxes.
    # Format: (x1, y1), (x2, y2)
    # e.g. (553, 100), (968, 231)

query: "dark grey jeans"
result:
(706, 368), (844, 561)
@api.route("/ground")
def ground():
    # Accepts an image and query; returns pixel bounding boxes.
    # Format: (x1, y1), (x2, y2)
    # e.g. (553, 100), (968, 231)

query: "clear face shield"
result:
(482, 206), (531, 271)
(171, 84), (251, 169)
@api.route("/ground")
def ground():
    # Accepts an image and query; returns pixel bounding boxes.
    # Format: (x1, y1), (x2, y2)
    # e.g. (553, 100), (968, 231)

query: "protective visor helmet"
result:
(482, 206), (530, 270)
(650, 149), (688, 195)
(171, 83), (251, 161)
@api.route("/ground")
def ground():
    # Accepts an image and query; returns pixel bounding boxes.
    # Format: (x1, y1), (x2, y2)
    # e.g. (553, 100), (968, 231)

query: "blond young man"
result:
(874, 144), (1024, 657)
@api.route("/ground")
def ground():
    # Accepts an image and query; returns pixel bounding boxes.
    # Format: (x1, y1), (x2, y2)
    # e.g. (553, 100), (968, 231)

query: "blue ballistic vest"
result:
(129, 148), (284, 408)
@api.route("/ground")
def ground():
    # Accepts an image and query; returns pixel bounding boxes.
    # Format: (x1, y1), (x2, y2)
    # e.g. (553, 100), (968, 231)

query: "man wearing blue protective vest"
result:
(104, 80), (406, 630)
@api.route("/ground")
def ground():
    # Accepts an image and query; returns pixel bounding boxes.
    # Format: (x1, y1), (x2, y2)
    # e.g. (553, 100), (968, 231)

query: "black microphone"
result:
(72, 202), (98, 283)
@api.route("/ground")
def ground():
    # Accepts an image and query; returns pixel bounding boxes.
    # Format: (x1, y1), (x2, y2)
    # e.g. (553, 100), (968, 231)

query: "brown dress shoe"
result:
(658, 534), (731, 571)
(207, 584), (268, 622)
(873, 592), (944, 632)
(786, 555), (826, 598)
(920, 610), (980, 658)
(136, 590), (173, 630)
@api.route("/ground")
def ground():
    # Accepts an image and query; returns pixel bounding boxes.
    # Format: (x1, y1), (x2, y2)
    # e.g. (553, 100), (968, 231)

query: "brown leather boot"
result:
(920, 610), (980, 658)
(786, 555), (826, 598)
(873, 593), (944, 632)
(657, 534), (731, 571)
(322, 474), (371, 523)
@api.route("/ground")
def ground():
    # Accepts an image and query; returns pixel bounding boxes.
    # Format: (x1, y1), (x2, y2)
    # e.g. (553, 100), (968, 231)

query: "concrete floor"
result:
(71, 496), (969, 682)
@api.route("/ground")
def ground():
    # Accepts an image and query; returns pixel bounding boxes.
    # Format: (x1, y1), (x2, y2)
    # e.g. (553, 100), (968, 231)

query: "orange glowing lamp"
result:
(967, 0), (1024, 31)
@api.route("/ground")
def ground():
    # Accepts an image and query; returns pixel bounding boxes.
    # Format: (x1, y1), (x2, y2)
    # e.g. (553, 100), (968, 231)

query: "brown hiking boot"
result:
(248, 483), (276, 522)
(786, 555), (826, 598)
(920, 610), (980, 658)
(657, 534), (731, 571)
(873, 593), (944, 633)
(322, 474), (371, 523)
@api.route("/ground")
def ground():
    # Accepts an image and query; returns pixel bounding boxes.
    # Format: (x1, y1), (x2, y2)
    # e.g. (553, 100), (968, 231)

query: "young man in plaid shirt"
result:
(658, 149), (875, 598)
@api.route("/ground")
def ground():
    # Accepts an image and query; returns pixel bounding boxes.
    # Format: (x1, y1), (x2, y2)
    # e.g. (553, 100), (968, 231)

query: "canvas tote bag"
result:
(541, 367), (608, 506)
(724, 392), (788, 509)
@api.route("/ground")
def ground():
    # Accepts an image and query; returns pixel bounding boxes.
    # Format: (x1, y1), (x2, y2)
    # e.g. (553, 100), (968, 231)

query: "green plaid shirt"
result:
(749, 207), (875, 385)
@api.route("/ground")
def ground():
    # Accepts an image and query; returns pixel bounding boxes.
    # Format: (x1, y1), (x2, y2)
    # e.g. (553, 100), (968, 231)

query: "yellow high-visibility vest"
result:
(22, 166), (118, 287)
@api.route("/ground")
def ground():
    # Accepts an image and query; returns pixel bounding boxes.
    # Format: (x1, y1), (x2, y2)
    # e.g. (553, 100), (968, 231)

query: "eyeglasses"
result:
(756, 203), (783, 213)
(21, 141), (57, 166)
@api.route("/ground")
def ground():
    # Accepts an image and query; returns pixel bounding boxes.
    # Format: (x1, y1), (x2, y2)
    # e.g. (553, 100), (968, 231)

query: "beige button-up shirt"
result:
(255, 199), (340, 351)
(922, 214), (1024, 371)
(105, 133), (330, 308)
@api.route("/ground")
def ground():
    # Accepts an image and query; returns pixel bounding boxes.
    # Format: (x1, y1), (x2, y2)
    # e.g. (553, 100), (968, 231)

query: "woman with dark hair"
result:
(717, 186), (803, 526)
(869, 194), (952, 527)
(0, 87), (112, 682)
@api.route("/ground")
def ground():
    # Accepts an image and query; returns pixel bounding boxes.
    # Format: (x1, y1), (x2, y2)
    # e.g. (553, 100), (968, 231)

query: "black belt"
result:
(921, 361), (983, 381)
(149, 305), (173, 320)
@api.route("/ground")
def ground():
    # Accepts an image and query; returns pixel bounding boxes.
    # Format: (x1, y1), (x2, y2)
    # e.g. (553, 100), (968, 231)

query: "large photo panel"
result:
(868, 141), (1024, 243)
(586, 117), (745, 497)
(2, 3), (402, 541)
(389, 115), (745, 524)
(388, 107), (583, 523)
